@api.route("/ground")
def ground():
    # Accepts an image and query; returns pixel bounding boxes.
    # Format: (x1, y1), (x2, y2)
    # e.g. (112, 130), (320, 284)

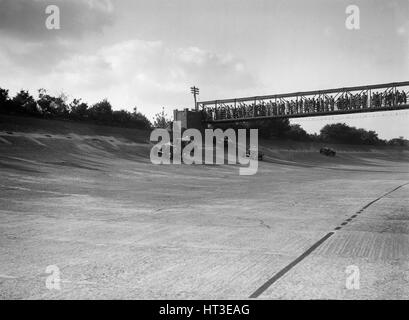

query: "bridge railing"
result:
(198, 81), (409, 122)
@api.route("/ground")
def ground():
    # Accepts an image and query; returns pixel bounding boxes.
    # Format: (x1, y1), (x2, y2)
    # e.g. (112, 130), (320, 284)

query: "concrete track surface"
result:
(0, 116), (408, 299)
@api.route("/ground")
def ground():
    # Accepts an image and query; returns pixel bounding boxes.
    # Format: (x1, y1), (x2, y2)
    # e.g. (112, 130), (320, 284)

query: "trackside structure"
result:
(173, 108), (203, 131)
(174, 81), (409, 130)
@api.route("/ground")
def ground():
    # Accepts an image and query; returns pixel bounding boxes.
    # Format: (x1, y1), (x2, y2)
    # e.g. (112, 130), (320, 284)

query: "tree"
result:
(112, 109), (132, 124)
(388, 136), (408, 147)
(320, 123), (384, 145)
(358, 129), (382, 145)
(37, 89), (69, 117)
(285, 124), (310, 141)
(89, 99), (113, 122)
(153, 108), (172, 128)
(0, 87), (10, 113)
(12, 90), (37, 115)
(37, 88), (52, 114)
(69, 98), (89, 120)
(320, 123), (354, 143)
(52, 92), (69, 116)
(131, 111), (152, 129)
(249, 118), (291, 139)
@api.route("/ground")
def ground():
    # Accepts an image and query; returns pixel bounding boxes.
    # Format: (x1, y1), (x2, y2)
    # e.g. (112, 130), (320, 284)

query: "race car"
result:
(319, 147), (336, 157)
(246, 147), (264, 161)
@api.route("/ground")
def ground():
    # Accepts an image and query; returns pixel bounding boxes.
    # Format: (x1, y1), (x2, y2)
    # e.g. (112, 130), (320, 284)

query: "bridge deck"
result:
(199, 81), (409, 124)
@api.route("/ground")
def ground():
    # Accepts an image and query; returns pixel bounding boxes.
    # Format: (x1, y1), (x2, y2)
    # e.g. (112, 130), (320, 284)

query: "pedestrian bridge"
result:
(198, 81), (409, 123)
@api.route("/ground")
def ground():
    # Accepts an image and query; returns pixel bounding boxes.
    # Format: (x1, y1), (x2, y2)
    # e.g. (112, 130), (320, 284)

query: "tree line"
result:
(0, 87), (153, 130)
(213, 118), (408, 146)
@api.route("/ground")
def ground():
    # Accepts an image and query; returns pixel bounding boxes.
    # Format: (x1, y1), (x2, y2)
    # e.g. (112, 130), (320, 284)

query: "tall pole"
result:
(190, 86), (199, 111)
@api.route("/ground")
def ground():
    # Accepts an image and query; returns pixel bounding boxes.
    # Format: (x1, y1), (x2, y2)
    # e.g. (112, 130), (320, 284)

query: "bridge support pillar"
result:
(173, 109), (205, 133)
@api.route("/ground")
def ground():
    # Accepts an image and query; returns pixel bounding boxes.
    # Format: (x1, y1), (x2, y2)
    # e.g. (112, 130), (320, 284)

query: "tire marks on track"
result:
(249, 181), (409, 298)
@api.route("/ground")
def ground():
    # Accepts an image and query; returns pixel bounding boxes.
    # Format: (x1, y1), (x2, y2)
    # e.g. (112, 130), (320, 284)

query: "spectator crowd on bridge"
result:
(203, 89), (408, 121)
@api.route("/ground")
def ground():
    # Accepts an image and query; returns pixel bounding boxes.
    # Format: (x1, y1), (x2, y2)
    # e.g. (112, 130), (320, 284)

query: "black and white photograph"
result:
(0, 0), (409, 310)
